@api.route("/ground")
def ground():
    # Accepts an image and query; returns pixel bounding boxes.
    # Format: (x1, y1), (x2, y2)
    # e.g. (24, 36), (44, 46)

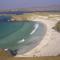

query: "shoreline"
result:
(15, 16), (60, 57)
(16, 21), (47, 55)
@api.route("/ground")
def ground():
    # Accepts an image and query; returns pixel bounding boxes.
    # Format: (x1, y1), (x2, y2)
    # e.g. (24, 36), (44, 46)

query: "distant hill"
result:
(0, 4), (60, 14)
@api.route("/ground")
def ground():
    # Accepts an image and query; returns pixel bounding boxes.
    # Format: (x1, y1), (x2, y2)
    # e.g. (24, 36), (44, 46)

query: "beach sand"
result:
(15, 15), (60, 57)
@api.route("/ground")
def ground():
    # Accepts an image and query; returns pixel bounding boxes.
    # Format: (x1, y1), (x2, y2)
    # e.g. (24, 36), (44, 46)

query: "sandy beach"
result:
(15, 15), (60, 57)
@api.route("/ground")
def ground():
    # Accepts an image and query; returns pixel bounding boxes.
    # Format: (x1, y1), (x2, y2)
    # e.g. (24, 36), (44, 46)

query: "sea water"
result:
(0, 16), (46, 51)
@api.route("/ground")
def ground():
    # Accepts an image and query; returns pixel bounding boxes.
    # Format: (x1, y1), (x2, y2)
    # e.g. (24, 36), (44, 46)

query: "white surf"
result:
(18, 39), (25, 44)
(30, 24), (39, 35)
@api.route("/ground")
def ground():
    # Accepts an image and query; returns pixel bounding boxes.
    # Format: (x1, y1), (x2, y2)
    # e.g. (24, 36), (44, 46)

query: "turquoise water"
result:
(0, 21), (36, 49)
(0, 21), (45, 50)
(0, 21), (46, 51)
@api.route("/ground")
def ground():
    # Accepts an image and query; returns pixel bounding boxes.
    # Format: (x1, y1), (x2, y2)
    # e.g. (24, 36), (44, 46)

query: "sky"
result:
(0, 0), (60, 10)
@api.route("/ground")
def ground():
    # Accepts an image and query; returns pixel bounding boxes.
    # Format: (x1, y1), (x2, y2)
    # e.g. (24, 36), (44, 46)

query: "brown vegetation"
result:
(53, 21), (60, 32)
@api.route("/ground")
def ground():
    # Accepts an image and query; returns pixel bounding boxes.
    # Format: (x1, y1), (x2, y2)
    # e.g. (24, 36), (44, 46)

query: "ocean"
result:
(0, 16), (46, 51)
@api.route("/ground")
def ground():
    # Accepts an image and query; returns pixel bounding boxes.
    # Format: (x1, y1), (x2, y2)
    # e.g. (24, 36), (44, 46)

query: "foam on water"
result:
(18, 39), (25, 44)
(30, 24), (39, 35)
